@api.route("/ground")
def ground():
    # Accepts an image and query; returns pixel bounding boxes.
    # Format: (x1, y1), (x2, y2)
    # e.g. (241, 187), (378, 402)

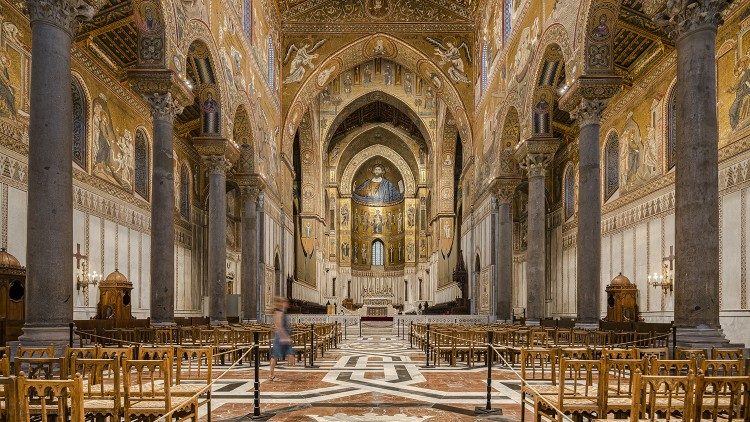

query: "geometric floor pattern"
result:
(199, 325), (529, 421)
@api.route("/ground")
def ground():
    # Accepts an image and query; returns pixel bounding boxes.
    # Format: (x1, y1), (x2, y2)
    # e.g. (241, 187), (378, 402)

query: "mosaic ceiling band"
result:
(0, 0), (746, 352)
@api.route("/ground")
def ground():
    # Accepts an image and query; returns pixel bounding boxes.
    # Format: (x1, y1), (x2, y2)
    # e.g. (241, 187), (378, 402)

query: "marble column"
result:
(21, 0), (94, 347)
(207, 156), (229, 323)
(257, 193), (266, 317)
(523, 154), (551, 321)
(573, 98), (607, 324)
(493, 181), (517, 322)
(660, 0), (729, 331)
(129, 71), (191, 325)
(145, 93), (183, 324)
(240, 185), (261, 321)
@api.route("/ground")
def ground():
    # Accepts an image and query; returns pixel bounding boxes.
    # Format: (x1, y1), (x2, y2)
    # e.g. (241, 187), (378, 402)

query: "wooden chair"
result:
(122, 358), (197, 422)
(97, 346), (134, 361)
(636, 347), (669, 360)
(634, 371), (695, 420)
(600, 348), (638, 360)
(17, 345), (55, 358)
(701, 359), (745, 376)
(519, 347), (559, 422)
(533, 358), (602, 421)
(73, 356), (122, 419)
(0, 376), (17, 421)
(693, 374), (750, 421)
(139, 346), (175, 362)
(711, 348), (744, 360)
(18, 372), (85, 421)
(173, 347), (213, 396)
(649, 358), (696, 376)
(599, 357), (648, 417)
(593, 370), (695, 422)
(14, 357), (62, 379)
(675, 347), (708, 362)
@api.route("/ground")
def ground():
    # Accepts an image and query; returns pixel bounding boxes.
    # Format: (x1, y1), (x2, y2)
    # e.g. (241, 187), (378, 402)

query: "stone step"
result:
(675, 326), (745, 350)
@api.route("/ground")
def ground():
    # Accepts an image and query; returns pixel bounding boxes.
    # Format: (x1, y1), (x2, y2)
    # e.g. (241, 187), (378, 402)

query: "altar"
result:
(361, 286), (395, 316)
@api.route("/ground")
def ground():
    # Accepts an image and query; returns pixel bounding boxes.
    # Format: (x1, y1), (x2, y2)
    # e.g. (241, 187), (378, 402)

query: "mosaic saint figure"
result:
(373, 210), (383, 234)
(0, 53), (16, 117)
(352, 164), (404, 205)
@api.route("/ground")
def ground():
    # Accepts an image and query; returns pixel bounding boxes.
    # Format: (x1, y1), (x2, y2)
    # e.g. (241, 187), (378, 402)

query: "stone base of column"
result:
(211, 319), (229, 326)
(675, 325), (744, 349)
(16, 325), (73, 357)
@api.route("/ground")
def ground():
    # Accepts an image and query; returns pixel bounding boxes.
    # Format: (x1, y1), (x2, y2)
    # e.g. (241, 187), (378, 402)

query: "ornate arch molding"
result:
(283, 33), (472, 158)
(340, 145), (417, 197)
(181, 20), (231, 129)
(574, 0), (622, 75)
(324, 90), (432, 151)
(331, 123), (423, 174)
(522, 25), (573, 138)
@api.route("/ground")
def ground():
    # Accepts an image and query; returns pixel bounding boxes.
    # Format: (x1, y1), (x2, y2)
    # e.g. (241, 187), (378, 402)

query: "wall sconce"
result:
(76, 261), (102, 292)
(648, 267), (673, 294)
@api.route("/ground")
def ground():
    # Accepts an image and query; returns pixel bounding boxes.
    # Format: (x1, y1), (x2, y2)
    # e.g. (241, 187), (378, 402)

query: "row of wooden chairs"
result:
(0, 349), (208, 421)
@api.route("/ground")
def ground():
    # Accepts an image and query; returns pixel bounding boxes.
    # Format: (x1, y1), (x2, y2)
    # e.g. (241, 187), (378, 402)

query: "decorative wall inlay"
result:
(742, 188), (747, 309)
(0, 184), (6, 249)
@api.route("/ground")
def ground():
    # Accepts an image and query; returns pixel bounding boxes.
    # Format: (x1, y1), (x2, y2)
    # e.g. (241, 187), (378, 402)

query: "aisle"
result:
(202, 329), (526, 421)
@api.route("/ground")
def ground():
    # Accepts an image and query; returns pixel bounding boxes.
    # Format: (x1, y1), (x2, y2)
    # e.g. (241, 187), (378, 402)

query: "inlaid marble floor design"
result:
(198, 328), (528, 421)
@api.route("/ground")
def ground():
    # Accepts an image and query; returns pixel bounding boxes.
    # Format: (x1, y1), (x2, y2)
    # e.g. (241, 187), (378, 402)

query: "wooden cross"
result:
(662, 245), (676, 271)
(73, 243), (88, 270)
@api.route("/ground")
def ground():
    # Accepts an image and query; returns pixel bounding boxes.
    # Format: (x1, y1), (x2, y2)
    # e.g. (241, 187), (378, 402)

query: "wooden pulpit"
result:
(95, 269), (133, 323)
(605, 273), (640, 322)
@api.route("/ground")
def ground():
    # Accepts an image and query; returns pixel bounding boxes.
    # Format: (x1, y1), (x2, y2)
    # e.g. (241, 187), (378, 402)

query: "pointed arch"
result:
(233, 104), (255, 173)
(604, 130), (619, 201)
(665, 83), (677, 172)
(283, 33), (473, 158)
(134, 127), (150, 200)
(179, 163), (191, 219)
(71, 75), (88, 170)
(563, 162), (576, 220)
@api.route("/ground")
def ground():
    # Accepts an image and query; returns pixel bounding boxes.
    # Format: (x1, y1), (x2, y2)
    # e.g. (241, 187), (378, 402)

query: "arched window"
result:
(564, 165), (575, 220)
(71, 78), (87, 169)
(481, 42), (489, 93)
(267, 36), (275, 90)
(503, 0), (512, 46)
(179, 164), (190, 219)
(243, 0), (252, 40)
(134, 129), (149, 199)
(604, 132), (619, 200)
(666, 86), (677, 171)
(372, 240), (384, 266)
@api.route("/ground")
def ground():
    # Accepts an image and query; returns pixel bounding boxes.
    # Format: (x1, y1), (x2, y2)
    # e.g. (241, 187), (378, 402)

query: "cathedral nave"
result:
(0, 0), (747, 420)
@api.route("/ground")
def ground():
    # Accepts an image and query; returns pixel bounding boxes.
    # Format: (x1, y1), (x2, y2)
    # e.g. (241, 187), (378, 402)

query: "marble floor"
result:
(198, 326), (529, 421)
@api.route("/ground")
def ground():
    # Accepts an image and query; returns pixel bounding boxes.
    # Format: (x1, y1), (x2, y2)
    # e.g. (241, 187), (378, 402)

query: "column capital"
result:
(571, 98), (608, 128)
(522, 154), (555, 178)
(513, 136), (559, 178)
(128, 69), (193, 120)
(25, 0), (97, 36)
(559, 75), (621, 114)
(194, 136), (240, 165)
(656, 0), (730, 39)
(204, 155), (231, 175)
(490, 177), (521, 204)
